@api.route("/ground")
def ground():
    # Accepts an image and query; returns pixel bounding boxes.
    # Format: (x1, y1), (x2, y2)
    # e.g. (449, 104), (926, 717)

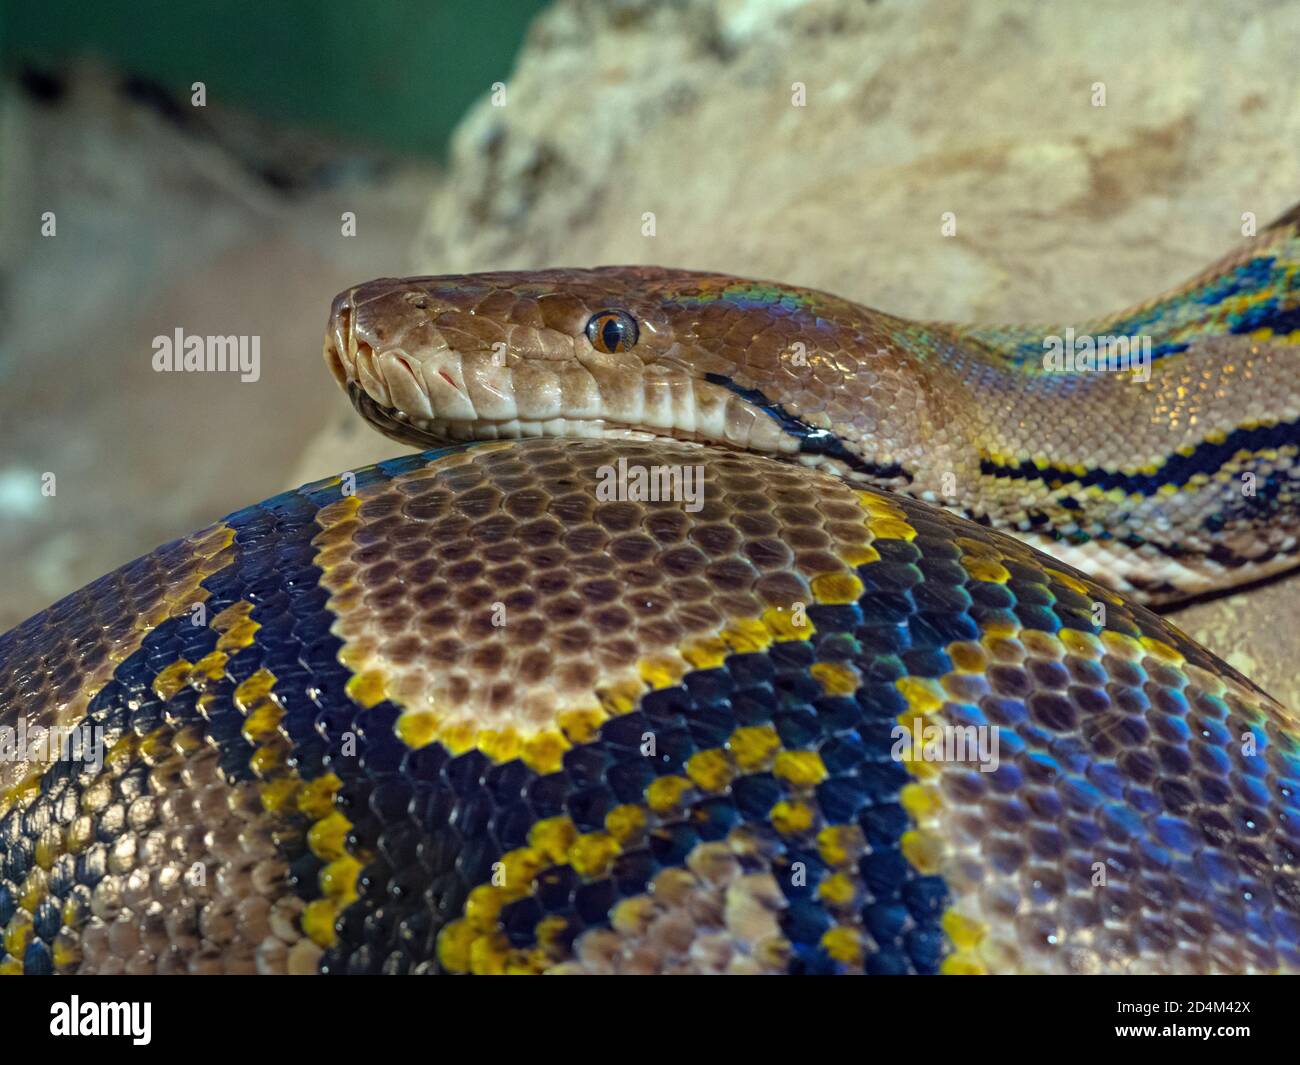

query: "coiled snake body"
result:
(1, 207), (1299, 975)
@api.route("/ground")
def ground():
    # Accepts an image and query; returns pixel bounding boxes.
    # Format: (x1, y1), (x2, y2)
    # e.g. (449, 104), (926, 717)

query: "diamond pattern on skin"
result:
(0, 439), (1296, 975)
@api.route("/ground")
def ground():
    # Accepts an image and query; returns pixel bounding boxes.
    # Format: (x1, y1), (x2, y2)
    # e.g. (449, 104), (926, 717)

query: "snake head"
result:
(325, 267), (933, 486)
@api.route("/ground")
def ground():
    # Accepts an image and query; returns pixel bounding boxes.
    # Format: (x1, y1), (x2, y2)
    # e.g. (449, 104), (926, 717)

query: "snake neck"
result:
(915, 207), (1300, 603)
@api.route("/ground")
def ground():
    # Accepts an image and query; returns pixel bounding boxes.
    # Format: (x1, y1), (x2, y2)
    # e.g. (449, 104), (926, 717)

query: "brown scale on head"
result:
(323, 268), (943, 483)
(325, 245), (1300, 603)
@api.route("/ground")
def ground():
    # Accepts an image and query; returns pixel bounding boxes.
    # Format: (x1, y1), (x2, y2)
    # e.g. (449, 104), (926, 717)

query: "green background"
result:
(0, 0), (550, 157)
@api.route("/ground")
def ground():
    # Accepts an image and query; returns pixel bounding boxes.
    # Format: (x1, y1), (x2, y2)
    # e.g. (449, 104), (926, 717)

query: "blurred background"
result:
(2, 0), (1299, 700)
(0, 0), (547, 629)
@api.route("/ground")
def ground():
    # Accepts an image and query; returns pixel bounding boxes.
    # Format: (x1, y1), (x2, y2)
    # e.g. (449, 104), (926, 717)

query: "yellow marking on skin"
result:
(297, 773), (342, 820)
(534, 916), (570, 955)
(249, 742), (288, 777)
(900, 782), (942, 820)
(821, 926), (865, 966)
(468, 932), (514, 976)
(1044, 567), (1091, 597)
(841, 544), (881, 567)
(963, 557), (1010, 583)
(465, 885), (506, 931)
(761, 605), (815, 640)
(569, 832), (620, 877)
(810, 571), (865, 604)
(1140, 635), (1185, 665)
(948, 641), (987, 672)
(816, 824), (866, 868)
(598, 677), (646, 716)
(3, 913), (33, 959)
(810, 661), (858, 696)
(476, 728), (523, 763)
(320, 855), (364, 904)
(190, 650), (229, 683)
(151, 659), (193, 700)
(867, 517), (916, 541)
(718, 617), (773, 654)
(1060, 628), (1102, 657)
(955, 536), (1001, 559)
(308, 811), (352, 862)
(685, 748), (736, 791)
(318, 460), (883, 775)
(34, 834), (56, 871)
(646, 775), (693, 815)
(302, 899), (340, 948)
(0, 771), (44, 819)
(521, 732), (570, 775)
(233, 667), (277, 714)
(770, 799), (815, 835)
(260, 777), (300, 815)
(216, 614), (260, 653)
(345, 669), (388, 709)
(730, 724), (781, 771)
(64, 816), (93, 855)
(818, 871), (858, 907)
(138, 726), (174, 765)
(942, 909), (987, 951)
(557, 708), (607, 746)
(900, 829), (944, 874)
(211, 598), (255, 633)
(435, 919), (478, 972)
(19, 869), (46, 911)
(682, 635), (730, 670)
(396, 711), (441, 749)
(942, 953), (989, 975)
(639, 655), (688, 689)
(0, 522), (236, 807)
(242, 700), (285, 744)
(605, 804), (647, 844)
(437, 719), (875, 974)
(1, 630), (351, 973)
(530, 817), (579, 864)
(439, 721), (479, 755)
(896, 676), (944, 717)
(1100, 629), (1145, 661)
(773, 750), (828, 788)
(52, 936), (81, 971)
(104, 734), (138, 770)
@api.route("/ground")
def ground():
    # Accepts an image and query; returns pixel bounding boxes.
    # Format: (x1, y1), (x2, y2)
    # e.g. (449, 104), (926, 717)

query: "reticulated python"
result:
(1, 206), (1297, 975)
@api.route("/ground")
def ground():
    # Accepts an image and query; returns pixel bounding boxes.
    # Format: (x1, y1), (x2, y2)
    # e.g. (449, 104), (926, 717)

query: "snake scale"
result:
(1, 204), (1299, 976)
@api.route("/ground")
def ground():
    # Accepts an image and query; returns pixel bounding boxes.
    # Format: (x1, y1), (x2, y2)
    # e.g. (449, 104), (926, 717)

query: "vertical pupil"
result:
(602, 317), (623, 351)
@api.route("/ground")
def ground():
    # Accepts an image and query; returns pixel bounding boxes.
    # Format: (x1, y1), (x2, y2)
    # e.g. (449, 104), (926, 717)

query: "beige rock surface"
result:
(301, 0), (1300, 703)
(0, 66), (435, 631)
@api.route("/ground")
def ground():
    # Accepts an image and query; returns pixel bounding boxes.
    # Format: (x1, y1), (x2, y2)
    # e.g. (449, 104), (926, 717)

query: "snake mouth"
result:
(326, 326), (802, 456)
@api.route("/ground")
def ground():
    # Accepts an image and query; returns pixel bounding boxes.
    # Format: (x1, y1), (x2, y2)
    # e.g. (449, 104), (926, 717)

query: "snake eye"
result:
(585, 310), (639, 354)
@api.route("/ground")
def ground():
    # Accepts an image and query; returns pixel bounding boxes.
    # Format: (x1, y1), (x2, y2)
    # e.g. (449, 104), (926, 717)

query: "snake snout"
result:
(324, 290), (354, 389)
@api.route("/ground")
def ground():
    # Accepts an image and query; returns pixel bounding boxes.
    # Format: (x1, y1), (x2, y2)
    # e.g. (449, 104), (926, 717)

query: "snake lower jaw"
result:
(343, 370), (809, 457)
(345, 380), (796, 451)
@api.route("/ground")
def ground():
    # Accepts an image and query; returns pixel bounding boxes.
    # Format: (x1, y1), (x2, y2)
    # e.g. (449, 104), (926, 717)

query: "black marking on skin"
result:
(979, 417), (1300, 496)
(703, 373), (914, 486)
